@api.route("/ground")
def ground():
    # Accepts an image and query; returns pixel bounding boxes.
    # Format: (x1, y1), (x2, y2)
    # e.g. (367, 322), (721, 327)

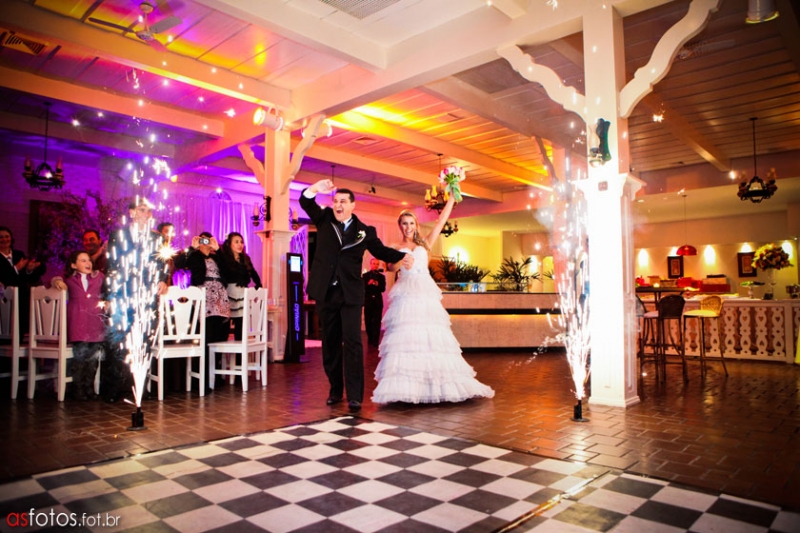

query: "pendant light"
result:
(676, 192), (696, 257)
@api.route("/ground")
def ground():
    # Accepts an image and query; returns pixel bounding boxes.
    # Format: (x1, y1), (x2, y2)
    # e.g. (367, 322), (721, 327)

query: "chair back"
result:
(635, 295), (648, 317)
(244, 288), (268, 346)
(657, 294), (685, 319)
(29, 286), (68, 349)
(158, 286), (205, 348)
(0, 286), (19, 347)
(699, 295), (723, 316)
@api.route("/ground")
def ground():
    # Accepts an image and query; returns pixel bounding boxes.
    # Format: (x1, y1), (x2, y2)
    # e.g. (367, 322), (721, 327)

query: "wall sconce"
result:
(253, 107), (284, 131)
(290, 208), (299, 230)
(252, 195), (271, 227)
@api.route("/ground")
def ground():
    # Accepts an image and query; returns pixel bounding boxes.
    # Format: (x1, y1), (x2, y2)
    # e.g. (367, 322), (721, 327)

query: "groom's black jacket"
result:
(300, 192), (405, 306)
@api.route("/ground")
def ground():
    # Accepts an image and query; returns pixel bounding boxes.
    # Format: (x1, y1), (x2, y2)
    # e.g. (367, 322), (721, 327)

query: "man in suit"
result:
(300, 179), (413, 411)
(103, 198), (168, 403)
(362, 258), (386, 348)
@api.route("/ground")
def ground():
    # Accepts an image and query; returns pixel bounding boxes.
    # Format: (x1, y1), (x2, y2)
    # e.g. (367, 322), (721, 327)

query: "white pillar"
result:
(260, 127), (292, 360)
(580, 1), (641, 407)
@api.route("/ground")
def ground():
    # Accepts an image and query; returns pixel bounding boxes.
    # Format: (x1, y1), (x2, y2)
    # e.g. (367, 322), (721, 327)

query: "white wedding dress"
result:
(372, 246), (495, 404)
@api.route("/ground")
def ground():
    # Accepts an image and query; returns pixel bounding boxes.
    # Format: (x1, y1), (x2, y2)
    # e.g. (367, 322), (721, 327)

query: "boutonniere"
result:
(357, 230), (366, 240)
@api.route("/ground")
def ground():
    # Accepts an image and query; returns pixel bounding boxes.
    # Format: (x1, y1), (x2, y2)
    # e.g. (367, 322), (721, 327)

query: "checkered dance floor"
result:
(1, 416), (798, 532)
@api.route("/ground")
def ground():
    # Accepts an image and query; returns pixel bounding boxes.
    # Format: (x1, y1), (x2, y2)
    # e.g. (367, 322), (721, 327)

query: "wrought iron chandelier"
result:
(424, 154), (449, 213)
(440, 221), (458, 238)
(737, 117), (777, 203)
(23, 102), (65, 191)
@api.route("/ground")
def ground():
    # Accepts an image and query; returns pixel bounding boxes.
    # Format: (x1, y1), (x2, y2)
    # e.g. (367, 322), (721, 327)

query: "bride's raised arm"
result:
(424, 195), (456, 247)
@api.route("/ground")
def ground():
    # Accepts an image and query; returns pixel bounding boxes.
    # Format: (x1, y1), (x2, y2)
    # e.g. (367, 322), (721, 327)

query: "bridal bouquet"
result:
(752, 243), (792, 270)
(439, 166), (466, 202)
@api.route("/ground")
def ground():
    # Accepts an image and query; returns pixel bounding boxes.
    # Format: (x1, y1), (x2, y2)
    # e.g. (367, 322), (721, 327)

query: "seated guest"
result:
(82, 229), (107, 275)
(0, 225), (46, 335)
(186, 232), (230, 387)
(220, 232), (261, 340)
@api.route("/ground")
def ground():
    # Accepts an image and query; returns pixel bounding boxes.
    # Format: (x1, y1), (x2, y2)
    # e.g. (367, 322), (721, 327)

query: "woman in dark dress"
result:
(220, 232), (261, 340)
(0, 226), (46, 335)
(186, 232), (230, 386)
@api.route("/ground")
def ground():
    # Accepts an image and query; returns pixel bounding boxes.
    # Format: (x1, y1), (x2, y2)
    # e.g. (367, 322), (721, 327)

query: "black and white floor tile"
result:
(0, 416), (798, 532)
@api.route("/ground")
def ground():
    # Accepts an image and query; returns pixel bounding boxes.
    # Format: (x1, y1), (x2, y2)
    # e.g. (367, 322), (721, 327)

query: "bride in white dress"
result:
(372, 195), (495, 404)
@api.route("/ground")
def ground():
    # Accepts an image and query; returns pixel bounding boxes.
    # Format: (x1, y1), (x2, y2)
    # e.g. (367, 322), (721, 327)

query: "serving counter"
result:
(441, 291), (564, 349)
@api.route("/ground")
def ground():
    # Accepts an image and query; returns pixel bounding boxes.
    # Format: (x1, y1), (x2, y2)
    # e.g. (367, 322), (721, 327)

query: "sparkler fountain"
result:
(107, 197), (166, 430)
(550, 179), (591, 422)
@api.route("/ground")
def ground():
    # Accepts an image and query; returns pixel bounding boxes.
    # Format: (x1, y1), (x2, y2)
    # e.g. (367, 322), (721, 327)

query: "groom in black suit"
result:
(300, 179), (413, 411)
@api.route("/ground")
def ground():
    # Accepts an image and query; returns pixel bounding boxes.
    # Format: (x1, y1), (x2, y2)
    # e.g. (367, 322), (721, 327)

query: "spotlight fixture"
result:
(746, 0), (779, 23)
(23, 102), (65, 191)
(253, 107), (284, 131)
(737, 117), (777, 203)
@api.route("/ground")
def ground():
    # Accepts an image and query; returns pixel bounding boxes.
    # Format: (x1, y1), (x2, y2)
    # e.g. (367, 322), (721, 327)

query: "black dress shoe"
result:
(326, 396), (342, 405)
(348, 400), (361, 411)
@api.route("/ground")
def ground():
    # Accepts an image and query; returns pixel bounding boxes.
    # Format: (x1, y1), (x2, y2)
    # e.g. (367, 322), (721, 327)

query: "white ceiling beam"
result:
(491, 0), (528, 19)
(0, 111), (175, 159)
(291, 140), (503, 202)
(331, 110), (549, 188)
(194, 0), (387, 70)
(172, 112), (263, 172)
(420, 77), (578, 152)
(0, 2), (290, 109)
(0, 66), (224, 138)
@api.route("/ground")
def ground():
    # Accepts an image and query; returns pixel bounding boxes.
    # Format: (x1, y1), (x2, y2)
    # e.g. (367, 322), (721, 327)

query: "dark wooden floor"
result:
(2, 341), (799, 511)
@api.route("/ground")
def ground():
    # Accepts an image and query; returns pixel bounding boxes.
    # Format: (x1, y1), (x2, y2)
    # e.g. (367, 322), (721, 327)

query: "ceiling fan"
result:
(89, 1), (181, 51)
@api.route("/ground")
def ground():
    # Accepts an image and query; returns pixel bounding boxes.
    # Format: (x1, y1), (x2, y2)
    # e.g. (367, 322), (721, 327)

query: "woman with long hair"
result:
(220, 232), (261, 340)
(372, 196), (494, 404)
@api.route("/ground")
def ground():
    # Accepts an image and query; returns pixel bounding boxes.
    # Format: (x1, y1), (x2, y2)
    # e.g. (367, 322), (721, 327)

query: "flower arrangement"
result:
(752, 243), (792, 270)
(439, 166), (466, 202)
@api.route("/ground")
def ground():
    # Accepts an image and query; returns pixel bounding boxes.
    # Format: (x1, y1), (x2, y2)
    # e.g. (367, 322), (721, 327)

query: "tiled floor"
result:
(2, 416), (798, 533)
(1, 339), (799, 521)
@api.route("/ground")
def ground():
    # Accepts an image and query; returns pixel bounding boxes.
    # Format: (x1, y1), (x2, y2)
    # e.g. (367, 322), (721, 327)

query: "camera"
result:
(199, 237), (210, 245)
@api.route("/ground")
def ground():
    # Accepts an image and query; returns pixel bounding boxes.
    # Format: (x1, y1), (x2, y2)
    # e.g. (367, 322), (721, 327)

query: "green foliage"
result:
(491, 256), (534, 291)
(532, 269), (554, 281)
(431, 256), (489, 284)
(35, 191), (128, 276)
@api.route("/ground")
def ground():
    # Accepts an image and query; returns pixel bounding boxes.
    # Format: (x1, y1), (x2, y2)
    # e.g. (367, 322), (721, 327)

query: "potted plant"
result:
(491, 256), (534, 292)
(430, 257), (489, 290)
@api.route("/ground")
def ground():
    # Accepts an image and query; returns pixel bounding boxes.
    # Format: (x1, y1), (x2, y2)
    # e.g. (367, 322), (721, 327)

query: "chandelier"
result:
(23, 102), (65, 191)
(737, 117), (777, 203)
(441, 221), (458, 238)
(424, 154), (450, 213)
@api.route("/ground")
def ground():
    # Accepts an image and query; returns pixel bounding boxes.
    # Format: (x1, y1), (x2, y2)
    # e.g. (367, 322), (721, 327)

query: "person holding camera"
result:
(362, 257), (386, 348)
(187, 232), (230, 389)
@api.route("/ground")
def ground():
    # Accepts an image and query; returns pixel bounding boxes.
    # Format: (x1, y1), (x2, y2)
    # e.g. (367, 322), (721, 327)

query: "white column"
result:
(580, 1), (640, 407)
(261, 127), (292, 360)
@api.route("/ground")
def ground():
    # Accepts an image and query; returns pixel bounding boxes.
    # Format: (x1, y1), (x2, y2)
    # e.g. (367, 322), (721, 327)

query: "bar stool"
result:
(683, 295), (728, 377)
(637, 295), (659, 377)
(641, 295), (688, 382)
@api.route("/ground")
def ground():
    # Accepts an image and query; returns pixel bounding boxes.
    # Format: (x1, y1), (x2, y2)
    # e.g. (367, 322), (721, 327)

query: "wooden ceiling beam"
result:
(0, 66), (223, 138)
(421, 77), (578, 153)
(291, 140), (503, 202)
(0, 111), (176, 159)
(0, 2), (290, 109)
(331, 110), (550, 188)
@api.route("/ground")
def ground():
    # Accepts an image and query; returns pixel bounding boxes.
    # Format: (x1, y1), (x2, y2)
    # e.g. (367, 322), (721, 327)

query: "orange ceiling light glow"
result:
(352, 105), (407, 125)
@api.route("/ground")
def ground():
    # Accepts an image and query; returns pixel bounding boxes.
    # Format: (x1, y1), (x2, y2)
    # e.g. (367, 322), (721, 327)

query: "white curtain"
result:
(162, 192), (262, 276)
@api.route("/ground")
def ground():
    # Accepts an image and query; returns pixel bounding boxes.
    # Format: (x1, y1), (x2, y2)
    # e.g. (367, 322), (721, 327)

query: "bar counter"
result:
(645, 296), (800, 364)
(441, 291), (564, 349)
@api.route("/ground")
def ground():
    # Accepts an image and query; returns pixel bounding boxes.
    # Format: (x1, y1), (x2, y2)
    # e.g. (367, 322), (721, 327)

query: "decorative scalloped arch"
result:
(619, 0), (721, 118)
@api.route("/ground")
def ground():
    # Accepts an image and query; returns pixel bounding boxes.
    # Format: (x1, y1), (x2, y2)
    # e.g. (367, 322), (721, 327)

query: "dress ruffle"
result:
(372, 246), (494, 404)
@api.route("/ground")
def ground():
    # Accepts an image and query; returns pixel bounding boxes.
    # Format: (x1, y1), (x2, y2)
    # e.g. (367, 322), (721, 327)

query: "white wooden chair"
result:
(28, 286), (72, 401)
(209, 288), (268, 392)
(0, 287), (29, 399)
(151, 286), (206, 400)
